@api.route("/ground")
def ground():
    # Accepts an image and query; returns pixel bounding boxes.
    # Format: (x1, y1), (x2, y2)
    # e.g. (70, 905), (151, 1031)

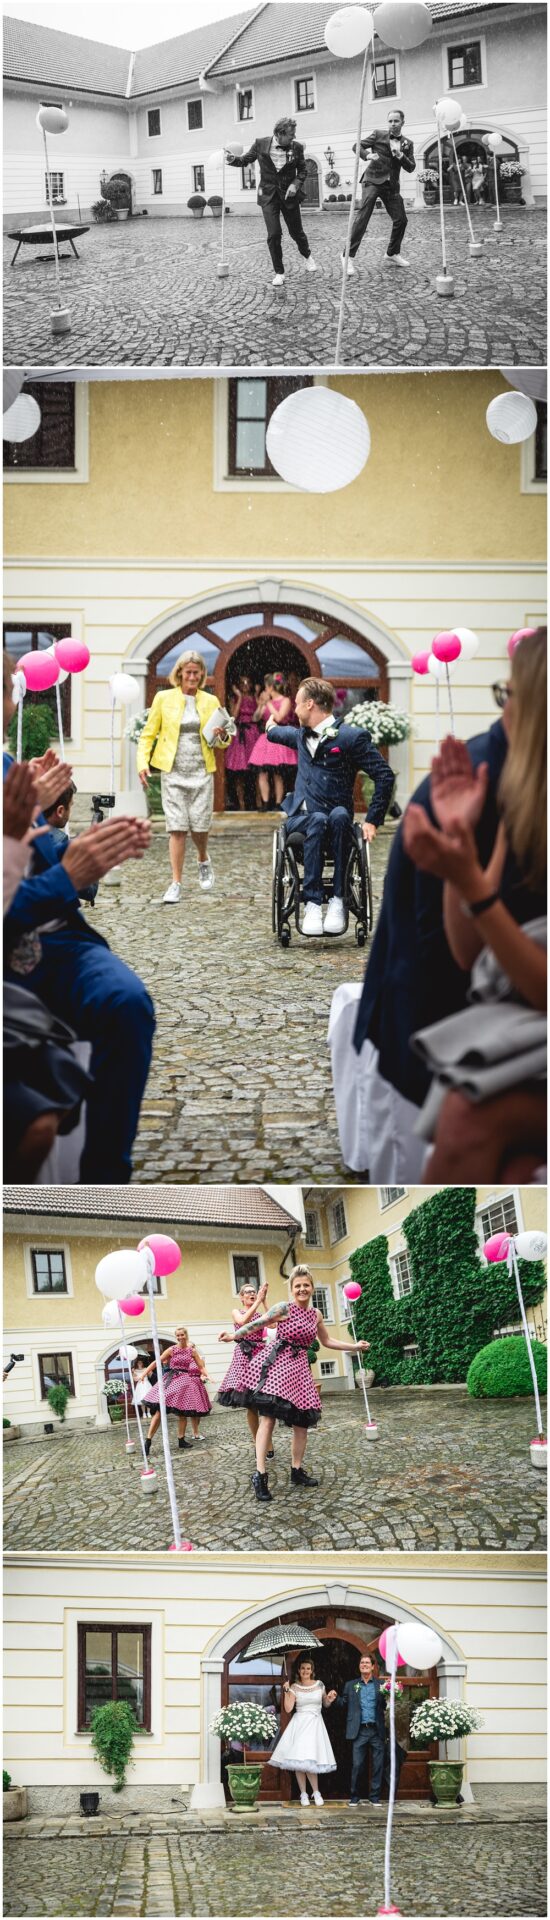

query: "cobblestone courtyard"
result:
(4, 209), (546, 368)
(4, 1803), (547, 1917)
(84, 816), (390, 1185)
(4, 1390), (546, 1552)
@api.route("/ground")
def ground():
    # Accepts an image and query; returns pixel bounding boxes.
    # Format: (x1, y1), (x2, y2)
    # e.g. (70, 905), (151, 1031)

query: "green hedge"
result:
(467, 1335), (547, 1399)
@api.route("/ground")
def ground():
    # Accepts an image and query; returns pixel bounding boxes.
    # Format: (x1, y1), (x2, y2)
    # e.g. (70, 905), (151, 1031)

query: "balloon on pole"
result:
(433, 101), (460, 297)
(137, 1233), (182, 1276)
(325, 8), (374, 364)
(342, 1279), (377, 1433)
(411, 652), (431, 676)
(396, 1621), (443, 1668)
(377, 1623), (402, 1918)
(431, 631), (462, 734)
(449, 129), (482, 255)
(265, 386), (370, 492)
(3, 370), (26, 414)
(483, 130), (507, 231)
(507, 627), (537, 658)
(2, 393), (41, 443)
(17, 649), (60, 693)
(36, 104), (71, 334)
(109, 671), (141, 794)
(482, 1233), (547, 1462)
(12, 667), (27, 763)
(95, 1248), (150, 1300)
(375, 0), (431, 48)
(486, 391), (538, 444)
(139, 1240), (193, 1549)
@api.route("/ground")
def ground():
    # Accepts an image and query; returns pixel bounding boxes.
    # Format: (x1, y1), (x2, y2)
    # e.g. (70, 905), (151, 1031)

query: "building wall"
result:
(3, 90), (130, 219)
(4, 372), (546, 799)
(3, 1551), (546, 1792)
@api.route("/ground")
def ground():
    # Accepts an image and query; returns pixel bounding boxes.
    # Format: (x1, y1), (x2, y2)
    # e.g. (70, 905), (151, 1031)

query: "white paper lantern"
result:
(95, 1249), (149, 1300)
(36, 105), (69, 135)
(266, 386), (370, 493)
(453, 627), (480, 662)
(396, 1622), (444, 1669)
(109, 672), (141, 705)
(514, 1232), (547, 1263)
(375, 0), (431, 51)
(325, 6), (373, 58)
(102, 1299), (123, 1328)
(3, 372), (25, 414)
(486, 392), (538, 445)
(435, 97), (462, 133)
(3, 394), (41, 444)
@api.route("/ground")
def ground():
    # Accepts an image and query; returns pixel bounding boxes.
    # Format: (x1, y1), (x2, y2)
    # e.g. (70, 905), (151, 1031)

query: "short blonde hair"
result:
(289, 1264), (313, 1289)
(169, 650), (207, 690)
(175, 1326), (189, 1346)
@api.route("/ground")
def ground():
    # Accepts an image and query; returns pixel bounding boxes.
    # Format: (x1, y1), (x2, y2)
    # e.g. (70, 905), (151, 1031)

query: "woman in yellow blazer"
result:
(137, 650), (230, 903)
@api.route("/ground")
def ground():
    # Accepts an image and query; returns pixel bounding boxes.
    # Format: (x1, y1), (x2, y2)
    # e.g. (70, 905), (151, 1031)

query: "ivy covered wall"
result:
(350, 1188), (546, 1385)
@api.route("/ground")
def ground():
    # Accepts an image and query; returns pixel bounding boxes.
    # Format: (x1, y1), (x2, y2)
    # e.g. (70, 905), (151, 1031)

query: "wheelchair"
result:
(272, 817), (373, 948)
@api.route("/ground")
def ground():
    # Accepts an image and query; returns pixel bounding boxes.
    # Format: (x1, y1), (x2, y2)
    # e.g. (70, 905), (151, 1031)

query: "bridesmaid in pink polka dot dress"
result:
(217, 1279), (274, 1459)
(223, 1265), (370, 1504)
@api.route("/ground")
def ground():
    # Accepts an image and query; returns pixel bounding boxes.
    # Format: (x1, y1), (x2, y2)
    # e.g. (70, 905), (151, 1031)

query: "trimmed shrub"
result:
(467, 1336), (547, 1400)
(3, 1419), (11, 1430)
(4, 1772), (12, 1792)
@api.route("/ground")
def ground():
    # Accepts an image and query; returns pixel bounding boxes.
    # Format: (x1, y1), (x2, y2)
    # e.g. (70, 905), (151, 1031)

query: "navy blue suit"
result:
(335, 1677), (385, 1802)
(352, 719), (546, 1107)
(268, 721), (394, 903)
(4, 754), (155, 1181)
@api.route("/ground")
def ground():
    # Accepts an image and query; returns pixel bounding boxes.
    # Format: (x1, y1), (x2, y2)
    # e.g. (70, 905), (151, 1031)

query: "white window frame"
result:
(229, 1249), (265, 1296)
(45, 169), (65, 205)
(312, 1283), (334, 1323)
(337, 1280), (353, 1323)
(293, 72), (317, 116)
(33, 1345), (79, 1409)
(187, 97), (203, 132)
(475, 1188), (524, 1253)
(65, 1608), (163, 1745)
(235, 85), (255, 126)
(327, 1197), (348, 1246)
(319, 1358), (337, 1377)
(378, 1187), (407, 1212)
(4, 383), (89, 487)
(213, 375), (327, 493)
(147, 107), (162, 138)
(369, 51), (402, 104)
(304, 1208), (323, 1249)
(24, 1240), (74, 1300)
(442, 33), (487, 93)
(193, 164), (206, 194)
(521, 426), (547, 496)
(152, 167), (163, 196)
(389, 1247), (413, 1300)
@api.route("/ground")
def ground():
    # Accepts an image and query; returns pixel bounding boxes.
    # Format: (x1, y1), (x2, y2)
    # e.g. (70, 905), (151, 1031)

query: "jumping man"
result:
(225, 117), (318, 286)
(343, 108), (416, 274)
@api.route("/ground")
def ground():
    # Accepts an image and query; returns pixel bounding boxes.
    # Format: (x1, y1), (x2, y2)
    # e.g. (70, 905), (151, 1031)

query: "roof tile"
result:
(3, 1184), (301, 1231)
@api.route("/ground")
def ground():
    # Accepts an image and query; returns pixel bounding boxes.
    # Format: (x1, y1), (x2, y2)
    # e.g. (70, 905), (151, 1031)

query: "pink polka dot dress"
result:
(218, 1315), (267, 1407)
(247, 1303), (321, 1429)
(142, 1345), (211, 1420)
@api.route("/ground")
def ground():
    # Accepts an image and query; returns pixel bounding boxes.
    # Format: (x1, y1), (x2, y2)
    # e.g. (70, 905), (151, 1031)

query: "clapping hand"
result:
(403, 804), (482, 896)
(430, 737), (489, 835)
(3, 762), (38, 841)
(62, 815), (151, 890)
(28, 750), (74, 815)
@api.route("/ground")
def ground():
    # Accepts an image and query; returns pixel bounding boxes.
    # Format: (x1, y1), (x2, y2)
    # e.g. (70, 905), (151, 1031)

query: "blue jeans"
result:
(11, 931), (155, 1182)
(350, 1725), (385, 1801)
(302, 806), (352, 903)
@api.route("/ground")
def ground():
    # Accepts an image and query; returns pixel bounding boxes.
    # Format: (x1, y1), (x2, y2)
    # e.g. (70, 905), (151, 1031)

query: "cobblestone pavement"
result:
(4, 1806), (547, 1916)
(4, 1390), (546, 1552)
(82, 817), (391, 1185)
(4, 209), (546, 368)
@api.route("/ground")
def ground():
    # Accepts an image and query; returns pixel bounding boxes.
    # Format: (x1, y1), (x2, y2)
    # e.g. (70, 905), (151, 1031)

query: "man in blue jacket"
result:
(266, 676), (394, 935)
(334, 1654), (386, 1806)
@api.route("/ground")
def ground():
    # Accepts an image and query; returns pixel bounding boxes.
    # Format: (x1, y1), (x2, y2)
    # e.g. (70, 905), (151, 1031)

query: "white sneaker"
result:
(340, 252), (356, 276)
(198, 859), (214, 891)
(312, 1790), (324, 1807)
(302, 902), (324, 937)
(162, 881), (181, 905)
(324, 896), (346, 935)
(272, 273), (285, 286)
(384, 253), (409, 268)
(300, 1793), (310, 1807)
(305, 256), (319, 273)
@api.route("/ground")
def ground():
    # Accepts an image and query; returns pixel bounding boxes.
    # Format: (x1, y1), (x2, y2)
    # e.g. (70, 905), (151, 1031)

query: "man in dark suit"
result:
(334, 1654), (386, 1806)
(266, 676), (394, 936)
(343, 107), (416, 274)
(225, 117), (318, 285)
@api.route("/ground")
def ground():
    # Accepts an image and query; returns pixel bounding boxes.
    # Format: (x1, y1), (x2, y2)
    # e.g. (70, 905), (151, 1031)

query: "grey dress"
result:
(160, 696), (214, 834)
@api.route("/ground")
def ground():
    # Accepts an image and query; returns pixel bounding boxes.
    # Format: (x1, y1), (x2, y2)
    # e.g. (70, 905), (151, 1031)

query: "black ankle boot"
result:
(253, 1470), (273, 1503)
(178, 1438), (192, 1450)
(144, 1437), (151, 1458)
(291, 1466), (319, 1488)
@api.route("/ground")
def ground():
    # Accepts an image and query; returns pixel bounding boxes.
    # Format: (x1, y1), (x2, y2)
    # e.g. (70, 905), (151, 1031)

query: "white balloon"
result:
(484, 131), (508, 156)
(208, 149), (225, 167)
(428, 654), (457, 682)
(486, 392), (538, 446)
(514, 1231), (548, 1263)
(3, 394), (41, 444)
(36, 105), (69, 135)
(500, 368), (547, 404)
(453, 627), (480, 662)
(109, 672), (141, 705)
(102, 1299), (122, 1328)
(3, 371), (25, 413)
(375, 0), (431, 50)
(123, 1343), (139, 1364)
(266, 386), (370, 493)
(325, 6), (373, 58)
(95, 1249), (149, 1300)
(43, 646), (69, 684)
(396, 1622), (444, 1669)
(459, 113), (470, 131)
(435, 96), (462, 133)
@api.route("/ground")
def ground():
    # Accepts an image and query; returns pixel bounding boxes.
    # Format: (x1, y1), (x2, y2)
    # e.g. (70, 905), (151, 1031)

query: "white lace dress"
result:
(268, 1682), (337, 1774)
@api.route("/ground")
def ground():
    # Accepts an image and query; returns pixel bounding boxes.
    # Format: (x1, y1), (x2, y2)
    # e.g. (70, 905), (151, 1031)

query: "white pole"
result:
(383, 1632), (399, 1914)
(493, 151), (502, 229)
(55, 680), (65, 759)
(110, 696), (116, 794)
(435, 675), (441, 748)
(436, 122), (448, 276)
(221, 151), (226, 266)
(510, 1244), (544, 1437)
(348, 1303), (371, 1422)
(335, 40), (371, 367)
(146, 1261), (183, 1549)
(444, 664), (455, 734)
(116, 1307), (148, 1467)
(42, 126), (63, 308)
(450, 132), (477, 246)
(16, 692), (24, 762)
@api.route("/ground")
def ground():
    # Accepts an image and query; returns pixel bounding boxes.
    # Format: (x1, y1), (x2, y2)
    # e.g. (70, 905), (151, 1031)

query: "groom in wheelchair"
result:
(267, 677), (394, 936)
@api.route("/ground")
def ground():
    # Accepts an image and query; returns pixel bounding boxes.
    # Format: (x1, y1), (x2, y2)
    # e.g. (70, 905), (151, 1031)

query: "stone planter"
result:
(108, 1403), (124, 1423)
(226, 1763), (262, 1810)
(423, 190), (438, 206)
(3, 1788), (28, 1823)
(3, 1426), (21, 1443)
(429, 1760), (464, 1806)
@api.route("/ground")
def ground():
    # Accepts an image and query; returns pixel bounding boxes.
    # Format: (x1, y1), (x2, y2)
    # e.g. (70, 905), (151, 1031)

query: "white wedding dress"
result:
(269, 1682), (337, 1774)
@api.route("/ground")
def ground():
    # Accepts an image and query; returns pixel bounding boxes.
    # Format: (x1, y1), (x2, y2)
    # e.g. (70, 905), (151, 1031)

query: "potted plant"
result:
(210, 1701), (277, 1810)
(208, 196), (225, 219)
(91, 199), (118, 223)
(345, 699), (411, 806)
(104, 1380), (125, 1423)
(188, 194), (207, 219)
(90, 1701), (137, 1793)
(419, 167), (439, 206)
(410, 1699), (484, 1805)
(3, 1417), (22, 1444)
(500, 160), (524, 204)
(103, 178), (132, 221)
(124, 710), (164, 817)
(3, 1770), (28, 1823)
(46, 1381), (70, 1426)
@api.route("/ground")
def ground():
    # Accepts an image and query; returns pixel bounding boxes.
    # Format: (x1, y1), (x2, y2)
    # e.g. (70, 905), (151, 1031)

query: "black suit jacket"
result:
(356, 130), (416, 188)
(267, 722), (394, 826)
(335, 1677), (385, 1741)
(226, 136), (307, 204)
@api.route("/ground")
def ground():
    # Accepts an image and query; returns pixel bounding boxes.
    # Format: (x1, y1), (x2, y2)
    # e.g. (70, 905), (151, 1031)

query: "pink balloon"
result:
(378, 1627), (406, 1668)
(54, 638), (90, 674)
(138, 1233), (182, 1276)
(432, 632), (462, 664)
(411, 651), (431, 676)
(507, 627), (537, 659)
(17, 649), (59, 692)
(343, 1281), (362, 1301)
(119, 1295), (146, 1316)
(483, 1232), (511, 1264)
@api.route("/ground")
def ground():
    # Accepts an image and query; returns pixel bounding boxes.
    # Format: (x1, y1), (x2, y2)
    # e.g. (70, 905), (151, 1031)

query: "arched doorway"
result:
(303, 158), (321, 207)
(221, 1604), (438, 1802)
(145, 603), (389, 812)
(424, 129), (521, 205)
(103, 1339), (155, 1421)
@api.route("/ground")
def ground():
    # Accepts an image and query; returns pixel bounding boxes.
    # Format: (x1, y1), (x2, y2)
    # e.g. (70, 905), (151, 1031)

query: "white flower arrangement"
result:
(346, 701), (412, 747)
(410, 1699), (484, 1757)
(210, 1702), (278, 1755)
(124, 710), (149, 745)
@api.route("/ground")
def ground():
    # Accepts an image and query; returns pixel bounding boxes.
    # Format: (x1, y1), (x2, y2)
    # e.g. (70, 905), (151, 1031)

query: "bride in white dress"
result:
(268, 1659), (337, 1807)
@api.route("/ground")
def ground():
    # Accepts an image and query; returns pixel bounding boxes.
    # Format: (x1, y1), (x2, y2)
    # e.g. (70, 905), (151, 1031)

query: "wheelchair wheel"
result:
(355, 923), (366, 947)
(280, 927), (291, 948)
(347, 826), (372, 938)
(272, 832), (297, 945)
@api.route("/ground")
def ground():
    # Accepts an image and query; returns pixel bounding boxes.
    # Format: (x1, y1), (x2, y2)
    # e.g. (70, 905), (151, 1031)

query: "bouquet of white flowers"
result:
(346, 700), (412, 747)
(410, 1699), (484, 1757)
(210, 1700), (278, 1761)
(124, 710), (149, 745)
